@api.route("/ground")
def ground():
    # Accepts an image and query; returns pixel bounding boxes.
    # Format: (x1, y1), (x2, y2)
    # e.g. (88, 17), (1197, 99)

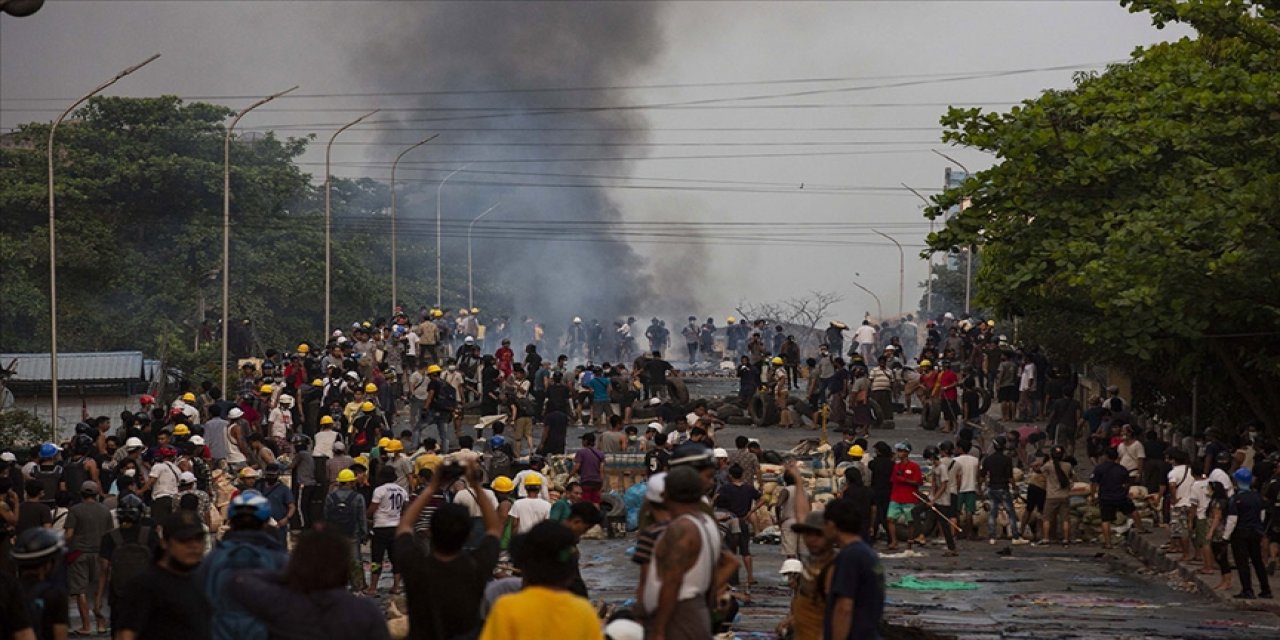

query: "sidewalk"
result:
(1127, 526), (1280, 612)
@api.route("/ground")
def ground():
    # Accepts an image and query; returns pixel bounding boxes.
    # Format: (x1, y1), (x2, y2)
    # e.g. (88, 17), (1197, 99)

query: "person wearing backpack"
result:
(202, 490), (288, 640)
(100, 493), (158, 635)
(423, 364), (457, 454)
(10, 527), (69, 640)
(326, 468), (369, 592)
(28, 443), (64, 508)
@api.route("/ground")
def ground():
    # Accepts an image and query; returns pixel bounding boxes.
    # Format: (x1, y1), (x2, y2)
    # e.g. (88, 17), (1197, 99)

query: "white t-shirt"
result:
(1190, 478), (1212, 519)
(313, 430), (338, 458)
(511, 470), (550, 500)
(453, 487), (497, 518)
(268, 408), (292, 440)
(853, 325), (877, 345)
(1208, 468), (1236, 497)
(951, 454), (980, 493)
(508, 497), (551, 534)
(1167, 464), (1195, 508)
(1118, 440), (1145, 474)
(149, 461), (182, 499)
(405, 331), (420, 357)
(1019, 362), (1037, 391)
(371, 482), (409, 528)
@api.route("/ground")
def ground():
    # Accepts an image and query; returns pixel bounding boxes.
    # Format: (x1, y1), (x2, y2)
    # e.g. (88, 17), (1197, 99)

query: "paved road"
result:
(579, 380), (1280, 639)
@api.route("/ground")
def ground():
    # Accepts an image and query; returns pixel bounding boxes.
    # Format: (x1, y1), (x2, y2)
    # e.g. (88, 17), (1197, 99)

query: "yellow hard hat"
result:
(470, 307), (480, 314)
(260, 384), (274, 394)
(173, 425), (191, 436)
(297, 343), (311, 354)
(426, 364), (443, 375)
(361, 321), (372, 328)
(353, 455), (369, 468)
(385, 439), (403, 453)
(491, 476), (515, 493)
(523, 474), (543, 487)
(431, 309), (443, 318)
(319, 415), (335, 426)
(181, 392), (196, 402)
(364, 383), (378, 393)
(361, 401), (376, 413)
(727, 316), (736, 323)
(311, 378), (324, 387)
(336, 469), (357, 483)
(771, 356), (784, 365)
(986, 319), (996, 327)
(378, 437), (391, 448)
(848, 444), (865, 458)
(918, 359), (932, 368)
(238, 467), (260, 479)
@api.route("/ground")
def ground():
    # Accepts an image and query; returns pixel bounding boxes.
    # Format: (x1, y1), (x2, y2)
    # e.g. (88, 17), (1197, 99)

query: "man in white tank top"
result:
(643, 465), (739, 640)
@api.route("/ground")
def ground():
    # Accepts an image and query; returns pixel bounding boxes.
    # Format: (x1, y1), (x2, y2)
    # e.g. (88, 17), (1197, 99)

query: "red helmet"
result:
(139, 394), (155, 406)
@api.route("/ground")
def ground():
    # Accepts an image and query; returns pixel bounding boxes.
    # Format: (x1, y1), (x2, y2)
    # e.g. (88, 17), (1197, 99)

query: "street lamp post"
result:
(467, 202), (501, 309)
(389, 134), (439, 314)
(324, 109), (379, 341)
(902, 183), (934, 315)
(435, 163), (471, 309)
(931, 152), (977, 315)
(871, 229), (904, 319)
(851, 280), (883, 321)
(47, 53), (159, 437)
(222, 85), (297, 394)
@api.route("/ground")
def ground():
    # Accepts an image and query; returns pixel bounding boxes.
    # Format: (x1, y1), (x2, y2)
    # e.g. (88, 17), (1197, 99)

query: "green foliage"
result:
(917, 256), (988, 320)
(0, 96), (481, 379)
(0, 410), (51, 451)
(925, 0), (1280, 433)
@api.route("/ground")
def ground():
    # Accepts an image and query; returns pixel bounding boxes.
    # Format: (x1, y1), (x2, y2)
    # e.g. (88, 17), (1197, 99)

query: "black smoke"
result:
(348, 2), (684, 332)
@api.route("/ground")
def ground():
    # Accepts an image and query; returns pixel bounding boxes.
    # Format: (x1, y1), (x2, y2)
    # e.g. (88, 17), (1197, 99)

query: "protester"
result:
(64, 480), (113, 635)
(367, 466), (409, 596)
(325, 469), (369, 592)
(479, 521), (603, 640)
(117, 511), (212, 640)
(822, 499), (886, 640)
(10, 527), (69, 640)
(1226, 467), (1272, 599)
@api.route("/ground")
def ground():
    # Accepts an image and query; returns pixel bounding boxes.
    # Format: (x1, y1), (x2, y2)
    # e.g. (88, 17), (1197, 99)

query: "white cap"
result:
(179, 471), (197, 485)
(0, 451), (16, 463)
(124, 437), (145, 450)
(648, 397), (661, 406)
(227, 408), (244, 420)
(944, 312), (955, 319)
(604, 619), (644, 640)
(780, 558), (804, 575)
(345, 371), (359, 380)
(748, 438), (760, 446)
(189, 436), (205, 446)
(646, 421), (664, 434)
(331, 329), (343, 337)
(713, 448), (729, 459)
(645, 472), (667, 503)
(278, 395), (295, 406)
(464, 336), (475, 344)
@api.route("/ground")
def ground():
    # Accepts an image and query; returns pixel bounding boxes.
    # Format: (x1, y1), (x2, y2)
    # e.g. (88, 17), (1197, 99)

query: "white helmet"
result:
(646, 422), (664, 434)
(124, 437), (145, 450)
(573, 316), (582, 323)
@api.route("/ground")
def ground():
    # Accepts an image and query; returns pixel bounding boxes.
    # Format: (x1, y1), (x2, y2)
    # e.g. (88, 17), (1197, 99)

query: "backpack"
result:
(431, 381), (458, 412)
(204, 537), (286, 640)
(23, 577), (58, 640)
(34, 464), (63, 504)
(325, 488), (360, 537)
(107, 527), (152, 599)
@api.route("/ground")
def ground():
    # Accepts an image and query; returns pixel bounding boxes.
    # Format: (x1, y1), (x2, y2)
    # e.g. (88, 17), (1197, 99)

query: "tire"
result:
(666, 379), (690, 404)
(749, 393), (767, 426)
(794, 399), (812, 415)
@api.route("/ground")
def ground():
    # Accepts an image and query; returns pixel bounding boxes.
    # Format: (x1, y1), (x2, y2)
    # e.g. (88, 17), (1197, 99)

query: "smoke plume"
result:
(349, 2), (688, 332)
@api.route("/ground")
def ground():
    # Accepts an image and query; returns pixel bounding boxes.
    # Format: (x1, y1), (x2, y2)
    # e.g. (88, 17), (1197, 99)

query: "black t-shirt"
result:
(427, 379), (457, 412)
(1091, 460), (1131, 503)
(715, 482), (761, 518)
(644, 359), (673, 384)
(18, 574), (68, 640)
(100, 525), (161, 563)
(981, 452), (1014, 490)
(1228, 490), (1266, 534)
(544, 385), (572, 414)
(838, 486), (875, 534)
(868, 457), (894, 496)
(118, 564), (212, 640)
(1046, 398), (1079, 430)
(824, 541), (885, 640)
(394, 532), (499, 640)
(645, 448), (669, 475)
(16, 501), (52, 535)
(0, 571), (32, 640)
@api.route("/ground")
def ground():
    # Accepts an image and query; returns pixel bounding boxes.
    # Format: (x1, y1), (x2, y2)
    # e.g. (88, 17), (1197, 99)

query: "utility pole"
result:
(390, 134), (439, 314)
(324, 110), (379, 341)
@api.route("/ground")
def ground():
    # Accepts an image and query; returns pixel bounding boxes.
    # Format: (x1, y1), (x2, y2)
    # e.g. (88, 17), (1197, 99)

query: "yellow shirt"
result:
(479, 586), (602, 640)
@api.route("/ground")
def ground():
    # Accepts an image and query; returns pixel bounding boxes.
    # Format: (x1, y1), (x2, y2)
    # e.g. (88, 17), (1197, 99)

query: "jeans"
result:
(1231, 528), (1272, 595)
(428, 412), (451, 453)
(407, 398), (424, 432)
(988, 488), (1020, 539)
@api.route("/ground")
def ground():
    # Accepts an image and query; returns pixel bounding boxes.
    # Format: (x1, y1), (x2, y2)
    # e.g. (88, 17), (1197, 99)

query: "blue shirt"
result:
(589, 376), (611, 402)
(824, 540), (885, 640)
(255, 480), (295, 522)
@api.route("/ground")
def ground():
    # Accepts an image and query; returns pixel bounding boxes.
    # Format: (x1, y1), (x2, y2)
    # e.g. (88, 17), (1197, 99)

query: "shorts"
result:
(513, 417), (534, 441)
(1025, 485), (1046, 514)
(370, 526), (396, 567)
(887, 501), (916, 524)
(997, 386), (1018, 403)
(955, 491), (977, 514)
(1193, 518), (1209, 547)
(729, 520), (752, 557)
(1170, 506), (1191, 538)
(941, 398), (960, 421)
(1100, 500), (1135, 522)
(780, 521), (799, 556)
(581, 481), (603, 505)
(1043, 498), (1070, 525)
(67, 552), (99, 595)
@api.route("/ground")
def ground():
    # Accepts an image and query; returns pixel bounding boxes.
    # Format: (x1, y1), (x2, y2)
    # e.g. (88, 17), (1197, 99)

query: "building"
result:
(0, 351), (158, 437)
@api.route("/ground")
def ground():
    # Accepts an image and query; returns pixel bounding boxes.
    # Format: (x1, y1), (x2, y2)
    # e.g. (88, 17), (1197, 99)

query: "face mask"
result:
(123, 469), (137, 477)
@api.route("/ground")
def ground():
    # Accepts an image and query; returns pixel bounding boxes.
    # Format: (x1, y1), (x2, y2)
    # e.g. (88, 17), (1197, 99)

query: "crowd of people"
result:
(1, 305), (1277, 640)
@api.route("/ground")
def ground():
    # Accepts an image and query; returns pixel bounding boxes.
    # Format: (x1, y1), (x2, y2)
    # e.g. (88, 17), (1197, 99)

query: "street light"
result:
(902, 182), (934, 315)
(47, 53), (159, 437)
(931, 151), (976, 314)
(871, 229), (904, 319)
(389, 134), (439, 314)
(851, 279), (883, 321)
(222, 85), (297, 395)
(467, 201), (502, 309)
(324, 109), (379, 341)
(435, 163), (472, 309)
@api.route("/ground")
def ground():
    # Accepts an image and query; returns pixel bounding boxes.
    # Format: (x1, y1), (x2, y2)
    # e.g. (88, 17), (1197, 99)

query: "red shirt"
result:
(890, 459), (922, 503)
(937, 370), (959, 400)
(920, 371), (939, 396)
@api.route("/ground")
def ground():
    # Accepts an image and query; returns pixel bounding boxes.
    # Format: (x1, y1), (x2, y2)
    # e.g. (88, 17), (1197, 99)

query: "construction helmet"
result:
(336, 469), (357, 483)
(727, 316), (736, 323)
(297, 343), (310, 353)
(470, 307), (480, 314)
(364, 383), (378, 393)
(491, 476), (515, 493)
(311, 378), (324, 387)
(319, 415), (335, 426)
(918, 359), (932, 368)
(385, 439), (403, 453)
(260, 384), (274, 394)
(172, 425), (191, 436)
(378, 437), (391, 449)
(181, 392), (196, 402)
(771, 356), (784, 365)
(426, 364), (443, 375)
(361, 401), (376, 413)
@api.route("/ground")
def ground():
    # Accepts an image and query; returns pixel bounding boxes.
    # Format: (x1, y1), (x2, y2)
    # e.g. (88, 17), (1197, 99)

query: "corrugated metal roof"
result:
(0, 352), (146, 382)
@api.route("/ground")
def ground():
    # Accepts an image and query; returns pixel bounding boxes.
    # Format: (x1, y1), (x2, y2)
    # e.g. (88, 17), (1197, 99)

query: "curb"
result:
(1125, 528), (1280, 612)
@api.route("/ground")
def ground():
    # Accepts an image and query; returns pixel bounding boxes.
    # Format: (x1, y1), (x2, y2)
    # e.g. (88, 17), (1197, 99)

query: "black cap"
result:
(162, 510), (206, 541)
(669, 442), (714, 470)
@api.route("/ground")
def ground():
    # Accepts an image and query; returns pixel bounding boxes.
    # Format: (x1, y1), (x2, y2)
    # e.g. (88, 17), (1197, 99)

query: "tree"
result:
(925, 0), (1280, 434)
(737, 291), (843, 353)
(917, 257), (987, 321)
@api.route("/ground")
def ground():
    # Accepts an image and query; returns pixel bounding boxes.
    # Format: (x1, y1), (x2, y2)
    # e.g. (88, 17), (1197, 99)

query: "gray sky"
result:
(1, 1), (1189, 325)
